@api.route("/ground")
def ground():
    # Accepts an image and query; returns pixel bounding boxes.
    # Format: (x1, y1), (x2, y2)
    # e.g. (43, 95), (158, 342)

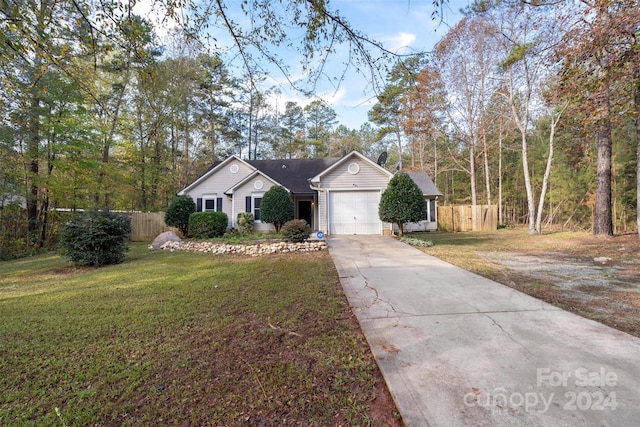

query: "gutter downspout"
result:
(308, 182), (327, 235)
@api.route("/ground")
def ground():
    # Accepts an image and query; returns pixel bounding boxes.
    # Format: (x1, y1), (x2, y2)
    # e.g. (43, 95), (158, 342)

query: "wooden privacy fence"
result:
(437, 205), (498, 232)
(123, 212), (179, 242)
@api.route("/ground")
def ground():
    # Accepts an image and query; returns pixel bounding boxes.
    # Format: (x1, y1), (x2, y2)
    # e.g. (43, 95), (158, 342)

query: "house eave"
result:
(309, 150), (393, 184)
(224, 170), (290, 195)
(177, 155), (254, 196)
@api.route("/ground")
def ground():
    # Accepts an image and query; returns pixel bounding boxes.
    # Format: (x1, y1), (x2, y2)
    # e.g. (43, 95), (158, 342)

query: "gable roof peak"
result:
(177, 154), (255, 195)
(309, 150), (393, 183)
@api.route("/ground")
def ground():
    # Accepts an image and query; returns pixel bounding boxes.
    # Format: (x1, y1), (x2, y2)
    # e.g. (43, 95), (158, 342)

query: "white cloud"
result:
(132, 0), (182, 39)
(383, 32), (417, 54)
(265, 88), (347, 115)
(318, 88), (347, 107)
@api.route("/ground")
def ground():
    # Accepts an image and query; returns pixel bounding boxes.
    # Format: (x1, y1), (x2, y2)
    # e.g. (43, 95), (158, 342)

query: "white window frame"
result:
(202, 194), (219, 212)
(252, 193), (264, 222)
(423, 198), (437, 222)
(429, 199), (437, 223)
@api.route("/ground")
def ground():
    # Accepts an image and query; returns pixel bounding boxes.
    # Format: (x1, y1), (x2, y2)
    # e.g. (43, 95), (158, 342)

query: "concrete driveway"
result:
(328, 235), (640, 427)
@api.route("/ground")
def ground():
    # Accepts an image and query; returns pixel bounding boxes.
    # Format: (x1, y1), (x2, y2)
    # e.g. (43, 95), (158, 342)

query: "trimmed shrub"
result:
(281, 219), (311, 243)
(237, 212), (254, 235)
(59, 210), (132, 267)
(379, 172), (426, 237)
(165, 195), (196, 235)
(260, 186), (294, 232)
(189, 211), (228, 238)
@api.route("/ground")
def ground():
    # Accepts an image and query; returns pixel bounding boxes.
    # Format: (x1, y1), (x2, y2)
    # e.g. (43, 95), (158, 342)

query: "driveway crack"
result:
(359, 271), (416, 318)
(484, 312), (535, 358)
(362, 275), (395, 313)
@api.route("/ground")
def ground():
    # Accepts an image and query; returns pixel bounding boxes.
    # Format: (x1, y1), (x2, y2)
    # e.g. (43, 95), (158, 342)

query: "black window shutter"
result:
(245, 196), (251, 213)
(217, 197), (223, 212)
(196, 198), (202, 212)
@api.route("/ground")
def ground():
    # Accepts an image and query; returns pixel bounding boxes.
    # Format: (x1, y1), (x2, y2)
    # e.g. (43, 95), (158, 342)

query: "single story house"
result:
(177, 151), (441, 235)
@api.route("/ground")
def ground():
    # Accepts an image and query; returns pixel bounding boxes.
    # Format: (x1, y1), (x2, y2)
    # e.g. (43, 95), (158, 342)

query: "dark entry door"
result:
(298, 200), (313, 229)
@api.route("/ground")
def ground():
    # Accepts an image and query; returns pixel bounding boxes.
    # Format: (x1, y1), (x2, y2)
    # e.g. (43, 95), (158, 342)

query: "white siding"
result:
(318, 154), (390, 235)
(402, 197), (438, 232)
(232, 176), (276, 231)
(317, 190), (327, 233)
(320, 158), (390, 189)
(185, 159), (254, 227)
(186, 159), (254, 196)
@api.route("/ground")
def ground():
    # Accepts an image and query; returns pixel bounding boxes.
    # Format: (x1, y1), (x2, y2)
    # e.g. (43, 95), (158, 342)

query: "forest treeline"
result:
(0, 0), (638, 257)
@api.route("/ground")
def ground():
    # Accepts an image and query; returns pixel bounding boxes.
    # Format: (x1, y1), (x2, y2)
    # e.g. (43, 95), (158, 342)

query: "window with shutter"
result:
(253, 197), (262, 221)
(203, 195), (218, 212)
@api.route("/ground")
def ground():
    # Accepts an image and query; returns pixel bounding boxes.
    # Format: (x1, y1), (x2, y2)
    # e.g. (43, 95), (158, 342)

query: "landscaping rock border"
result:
(159, 240), (327, 256)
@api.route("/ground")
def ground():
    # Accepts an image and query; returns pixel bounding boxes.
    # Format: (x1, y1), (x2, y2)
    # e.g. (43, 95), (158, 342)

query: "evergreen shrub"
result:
(165, 196), (196, 235)
(281, 219), (311, 243)
(59, 210), (131, 266)
(260, 186), (294, 232)
(189, 212), (228, 238)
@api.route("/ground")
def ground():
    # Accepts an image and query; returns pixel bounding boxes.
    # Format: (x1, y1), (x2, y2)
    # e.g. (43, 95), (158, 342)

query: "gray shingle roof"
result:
(247, 158), (340, 193)
(406, 171), (442, 196)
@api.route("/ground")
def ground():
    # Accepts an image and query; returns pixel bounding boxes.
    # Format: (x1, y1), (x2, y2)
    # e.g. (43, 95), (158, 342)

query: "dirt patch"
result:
(477, 242), (640, 337)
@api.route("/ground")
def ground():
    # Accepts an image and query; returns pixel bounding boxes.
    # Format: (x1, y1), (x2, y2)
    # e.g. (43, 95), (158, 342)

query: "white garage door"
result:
(329, 191), (382, 234)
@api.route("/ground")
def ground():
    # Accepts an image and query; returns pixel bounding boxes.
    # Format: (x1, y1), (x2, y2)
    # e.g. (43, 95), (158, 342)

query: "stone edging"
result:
(159, 240), (328, 256)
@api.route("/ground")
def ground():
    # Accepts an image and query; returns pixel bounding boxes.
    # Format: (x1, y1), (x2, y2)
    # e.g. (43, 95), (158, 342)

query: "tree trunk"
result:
(137, 106), (148, 211)
(96, 69), (128, 208)
(184, 101), (191, 185)
(470, 136), (477, 206)
(26, 92), (40, 246)
(395, 128), (403, 170)
(498, 123), (503, 225)
(409, 133), (415, 169)
(635, 62), (640, 238)
(210, 100), (217, 163)
(248, 94), (253, 160)
(594, 85), (614, 236)
(521, 130), (537, 234)
(482, 130), (491, 206)
(535, 118), (556, 233)
(25, 2), (48, 246)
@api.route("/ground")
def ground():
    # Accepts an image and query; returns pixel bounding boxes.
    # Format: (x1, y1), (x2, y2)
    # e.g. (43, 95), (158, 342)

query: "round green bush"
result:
(379, 172), (426, 236)
(281, 219), (311, 243)
(165, 195), (196, 235)
(260, 186), (294, 232)
(189, 211), (228, 238)
(59, 210), (132, 266)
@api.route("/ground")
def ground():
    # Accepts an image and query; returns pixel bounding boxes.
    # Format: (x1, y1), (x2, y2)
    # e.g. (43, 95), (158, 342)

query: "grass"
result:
(404, 227), (640, 337)
(0, 244), (396, 426)
(406, 228), (606, 282)
(411, 227), (640, 263)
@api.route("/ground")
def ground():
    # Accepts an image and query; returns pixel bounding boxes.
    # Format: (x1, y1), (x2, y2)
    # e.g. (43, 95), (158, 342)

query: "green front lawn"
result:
(0, 245), (395, 426)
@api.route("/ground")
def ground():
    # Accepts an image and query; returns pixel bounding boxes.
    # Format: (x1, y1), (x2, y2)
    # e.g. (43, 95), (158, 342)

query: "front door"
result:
(298, 200), (313, 229)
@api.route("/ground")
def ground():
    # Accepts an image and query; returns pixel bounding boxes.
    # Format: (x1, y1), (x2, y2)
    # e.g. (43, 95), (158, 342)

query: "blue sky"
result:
(261, 0), (469, 129)
(138, 0), (468, 129)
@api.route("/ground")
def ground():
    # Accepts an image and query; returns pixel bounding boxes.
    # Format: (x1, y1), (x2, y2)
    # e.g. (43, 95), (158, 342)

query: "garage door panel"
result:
(330, 191), (381, 235)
